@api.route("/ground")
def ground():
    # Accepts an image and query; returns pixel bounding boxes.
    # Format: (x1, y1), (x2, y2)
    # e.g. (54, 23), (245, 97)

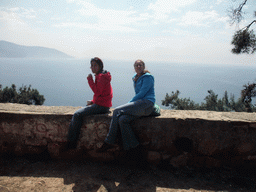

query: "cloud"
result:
(54, 21), (138, 32)
(148, 0), (197, 13)
(78, 7), (139, 26)
(216, 0), (224, 5)
(8, 7), (20, 12)
(20, 8), (36, 19)
(6, 7), (37, 19)
(147, 0), (197, 22)
(62, 0), (200, 32)
(60, 0), (150, 32)
(0, 8), (42, 45)
(0, 10), (30, 31)
(179, 10), (227, 27)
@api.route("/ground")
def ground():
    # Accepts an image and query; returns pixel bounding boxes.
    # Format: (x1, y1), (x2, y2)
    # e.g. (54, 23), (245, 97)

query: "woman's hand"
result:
(87, 74), (93, 79)
(87, 100), (93, 106)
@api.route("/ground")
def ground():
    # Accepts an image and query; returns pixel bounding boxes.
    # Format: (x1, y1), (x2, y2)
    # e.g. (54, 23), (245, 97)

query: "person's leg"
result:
(97, 103), (138, 152)
(105, 100), (153, 149)
(67, 104), (109, 148)
(118, 99), (154, 150)
(118, 114), (138, 150)
(104, 106), (123, 145)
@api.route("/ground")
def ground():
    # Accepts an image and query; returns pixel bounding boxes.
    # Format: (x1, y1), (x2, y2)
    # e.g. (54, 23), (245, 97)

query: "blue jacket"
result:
(129, 72), (155, 103)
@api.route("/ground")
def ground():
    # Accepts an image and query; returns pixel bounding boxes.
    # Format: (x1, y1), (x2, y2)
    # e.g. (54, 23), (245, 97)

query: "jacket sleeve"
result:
(87, 75), (108, 95)
(129, 75), (154, 102)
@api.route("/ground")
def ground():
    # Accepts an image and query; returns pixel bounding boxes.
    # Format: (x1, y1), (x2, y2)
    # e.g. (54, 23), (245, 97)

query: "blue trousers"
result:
(68, 104), (109, 143)
(105, 99), (154, 150)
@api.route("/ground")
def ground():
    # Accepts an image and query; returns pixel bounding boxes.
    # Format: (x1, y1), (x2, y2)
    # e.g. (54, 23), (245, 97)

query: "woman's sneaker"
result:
(96, 142), (116, 153)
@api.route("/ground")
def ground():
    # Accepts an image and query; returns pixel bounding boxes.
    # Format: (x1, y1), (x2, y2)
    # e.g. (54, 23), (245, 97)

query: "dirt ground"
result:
(0, 152), (256, 192)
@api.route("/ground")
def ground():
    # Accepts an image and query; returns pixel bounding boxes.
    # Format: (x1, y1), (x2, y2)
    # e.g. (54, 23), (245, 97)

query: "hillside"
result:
(0, 41), (73, 58)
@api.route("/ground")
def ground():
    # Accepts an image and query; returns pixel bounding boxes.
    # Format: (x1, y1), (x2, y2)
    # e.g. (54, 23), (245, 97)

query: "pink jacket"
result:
(87, 71), (113, 107)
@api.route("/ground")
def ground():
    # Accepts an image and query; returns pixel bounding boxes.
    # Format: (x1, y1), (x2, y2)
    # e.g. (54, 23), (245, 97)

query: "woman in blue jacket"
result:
(98, 59), (155, 154)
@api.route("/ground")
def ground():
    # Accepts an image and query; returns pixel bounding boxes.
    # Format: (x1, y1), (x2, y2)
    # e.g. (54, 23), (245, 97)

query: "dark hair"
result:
(91, 57), (104, 72)
(134, 59), (150, 74)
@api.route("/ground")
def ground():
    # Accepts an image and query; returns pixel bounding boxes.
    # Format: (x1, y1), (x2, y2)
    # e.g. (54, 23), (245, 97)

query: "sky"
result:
(0, 0), (255, 65)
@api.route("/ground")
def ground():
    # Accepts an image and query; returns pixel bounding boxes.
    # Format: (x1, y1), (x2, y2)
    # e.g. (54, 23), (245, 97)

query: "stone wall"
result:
(1, 103), (256, 168)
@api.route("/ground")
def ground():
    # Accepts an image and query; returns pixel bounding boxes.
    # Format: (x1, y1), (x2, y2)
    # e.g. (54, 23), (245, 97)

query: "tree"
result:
(229, 0), (256, 54)
(0, 84), (45, 105)
(162, 86), (256, 112)
(231, 29), (256, 54)
(241, 82), (256, 112)
(162, 90), (201, 110)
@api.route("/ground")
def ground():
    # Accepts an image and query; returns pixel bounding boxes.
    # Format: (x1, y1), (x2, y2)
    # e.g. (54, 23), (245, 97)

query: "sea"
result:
(1, 58), (256, 109)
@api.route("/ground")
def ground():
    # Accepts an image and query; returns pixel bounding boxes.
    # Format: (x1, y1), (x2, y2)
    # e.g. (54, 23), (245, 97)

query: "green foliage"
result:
(231, 29), (256, 54)
(229, 0), (256, 54)
(162, 90), (201, 110)
(162, 84), (256, 112)
(241, 83), (256, 112)
(0, 84), (45, 105)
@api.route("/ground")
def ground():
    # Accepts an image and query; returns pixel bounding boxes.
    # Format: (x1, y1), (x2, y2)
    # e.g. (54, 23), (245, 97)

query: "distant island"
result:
(0, 40), (73, 58)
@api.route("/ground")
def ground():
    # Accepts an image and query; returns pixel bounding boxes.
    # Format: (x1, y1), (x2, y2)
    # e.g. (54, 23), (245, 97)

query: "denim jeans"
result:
(105, 99), (154, 150)
(68, 104), (109, 143)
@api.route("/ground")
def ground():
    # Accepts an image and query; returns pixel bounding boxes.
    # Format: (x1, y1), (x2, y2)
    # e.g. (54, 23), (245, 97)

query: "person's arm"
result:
(129, 75), (154, 102)
(87, 74), (108, 95)
(87, 74), (96, 93)
(87, 100), (93, 105)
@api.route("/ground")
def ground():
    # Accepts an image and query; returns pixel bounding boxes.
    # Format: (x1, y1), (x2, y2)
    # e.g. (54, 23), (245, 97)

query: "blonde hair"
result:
(134, 59), (150, 74)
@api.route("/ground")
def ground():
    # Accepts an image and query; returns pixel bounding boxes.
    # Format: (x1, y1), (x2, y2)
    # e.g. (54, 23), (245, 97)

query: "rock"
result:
(147, 151), (161, 165)
(170, 152), (189, 168)
(0, 185), (10, 192)
(97, 185), (108, 192)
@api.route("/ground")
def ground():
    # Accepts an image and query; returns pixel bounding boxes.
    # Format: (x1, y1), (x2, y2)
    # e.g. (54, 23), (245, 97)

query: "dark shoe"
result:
(96, 142), (116, 153)
(59, 141), (77, 153)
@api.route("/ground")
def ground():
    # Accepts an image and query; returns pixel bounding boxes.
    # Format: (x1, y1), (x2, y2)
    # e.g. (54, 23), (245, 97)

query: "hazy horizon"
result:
(1, 58), (256, 109)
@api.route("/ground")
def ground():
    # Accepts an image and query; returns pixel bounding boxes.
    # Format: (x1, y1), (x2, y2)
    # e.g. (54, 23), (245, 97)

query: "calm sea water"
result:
(1, 58), (256, 109)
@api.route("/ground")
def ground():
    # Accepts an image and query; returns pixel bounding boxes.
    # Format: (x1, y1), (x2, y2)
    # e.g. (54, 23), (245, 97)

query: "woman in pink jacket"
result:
(63, 57), (113, 151)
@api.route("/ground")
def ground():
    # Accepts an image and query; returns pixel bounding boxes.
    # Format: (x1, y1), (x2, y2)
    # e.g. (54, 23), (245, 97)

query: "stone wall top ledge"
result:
(1, 103), (256, 122)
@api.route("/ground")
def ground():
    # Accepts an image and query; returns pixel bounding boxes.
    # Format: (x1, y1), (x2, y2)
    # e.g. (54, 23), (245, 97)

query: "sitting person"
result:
(97, 59), (155, 160)
(62, 57), (113, 151)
